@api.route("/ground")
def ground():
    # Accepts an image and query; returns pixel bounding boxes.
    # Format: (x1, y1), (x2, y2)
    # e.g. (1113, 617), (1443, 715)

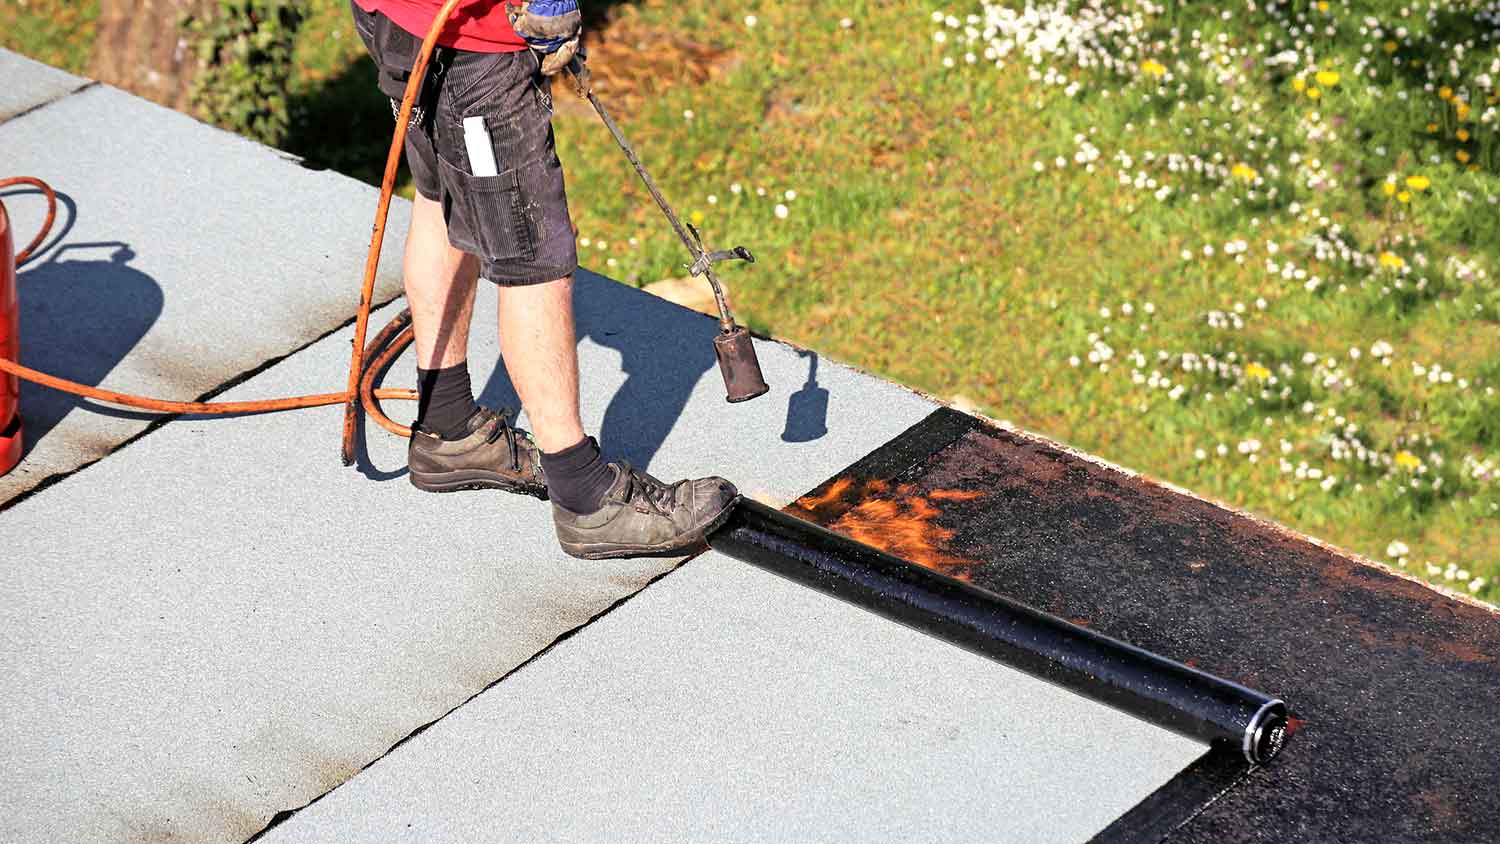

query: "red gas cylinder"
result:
(0, 198), (21, 476)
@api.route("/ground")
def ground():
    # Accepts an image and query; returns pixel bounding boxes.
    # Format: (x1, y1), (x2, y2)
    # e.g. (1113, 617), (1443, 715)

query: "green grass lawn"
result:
(0, 0), (97, 73)
(553, 0), (1500, 602)
(5, 0), (1497, 601)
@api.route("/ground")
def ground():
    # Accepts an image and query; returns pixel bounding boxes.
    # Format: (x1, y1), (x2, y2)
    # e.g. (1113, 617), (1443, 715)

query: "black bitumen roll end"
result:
(1245, 700), (1289, 765)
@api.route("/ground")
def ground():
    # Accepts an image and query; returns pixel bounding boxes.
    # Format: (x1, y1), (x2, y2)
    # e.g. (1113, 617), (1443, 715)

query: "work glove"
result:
(507, 0), (582, 76)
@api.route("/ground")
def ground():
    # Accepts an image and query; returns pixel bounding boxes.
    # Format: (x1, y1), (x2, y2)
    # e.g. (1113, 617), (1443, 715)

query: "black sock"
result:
(541, 436), (616, 514)
(415, 361), (479, 440)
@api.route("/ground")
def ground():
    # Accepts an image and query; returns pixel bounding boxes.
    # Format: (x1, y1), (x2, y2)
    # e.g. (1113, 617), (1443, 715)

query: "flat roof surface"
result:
(0, 50), (86, 121)
(0, 80), (409, 505)
(258, 548), (1198, 844)
(3, 52), (1205, 843)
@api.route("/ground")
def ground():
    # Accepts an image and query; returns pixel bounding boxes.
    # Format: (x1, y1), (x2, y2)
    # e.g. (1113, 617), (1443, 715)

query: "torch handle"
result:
(569, 60), (736, 330)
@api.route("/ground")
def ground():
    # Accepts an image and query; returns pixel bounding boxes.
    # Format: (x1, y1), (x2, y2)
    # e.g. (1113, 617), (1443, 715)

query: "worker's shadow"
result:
(476, 270), (718, 472)
(6, 190), (164, 460)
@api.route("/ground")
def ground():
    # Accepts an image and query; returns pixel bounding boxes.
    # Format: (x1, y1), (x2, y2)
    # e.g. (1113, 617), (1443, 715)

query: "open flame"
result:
(788, 478), (983, 580)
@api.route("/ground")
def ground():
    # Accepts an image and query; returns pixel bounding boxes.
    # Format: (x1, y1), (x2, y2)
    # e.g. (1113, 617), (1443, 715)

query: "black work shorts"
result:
(351, 2), (578, 285)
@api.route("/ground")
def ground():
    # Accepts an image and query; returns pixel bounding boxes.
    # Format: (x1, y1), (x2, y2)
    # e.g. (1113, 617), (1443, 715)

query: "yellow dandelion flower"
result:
(1315, 70), (1341, 88)
(1383, 40), (1398, 53)
(1426, 122), (1439, 133)
(1439, 86), (1453, 101)
(1231, 163), (1259, 182)
(1292, 77), (1307, 92)
(1307, 87), (1322, 100)
(1457, 150), (1472, 163)
(1245, 363), (1272, 381)
(1456, 102), (1471, 121)
(1140, 59), (1167, 78)
(1382, 181), (1398, 196)
(1457, 128), (1471, 142)
(1394, 451), (1422, 470)
(1317, 0), (1329, 11)
(690, 210), (705, 226)
(1379, 251), (1406, 268)
(1397, 191), (1412, 203)
(1470, 164), (1481, 173)
(1405, 175), (1430, 191)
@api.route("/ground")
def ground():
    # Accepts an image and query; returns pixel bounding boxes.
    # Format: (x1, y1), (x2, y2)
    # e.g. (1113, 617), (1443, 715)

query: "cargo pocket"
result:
(439, 156), (537, 264)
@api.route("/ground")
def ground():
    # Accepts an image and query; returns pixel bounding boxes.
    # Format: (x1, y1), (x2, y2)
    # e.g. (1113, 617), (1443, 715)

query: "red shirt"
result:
(355, 0), (526, 53)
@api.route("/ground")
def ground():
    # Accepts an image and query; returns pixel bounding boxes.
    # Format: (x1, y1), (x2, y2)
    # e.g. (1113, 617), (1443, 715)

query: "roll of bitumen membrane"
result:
(707, 499), (1289, 765)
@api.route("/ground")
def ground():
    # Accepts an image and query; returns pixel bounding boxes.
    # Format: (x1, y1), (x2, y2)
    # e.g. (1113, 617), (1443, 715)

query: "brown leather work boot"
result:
(408, 408), (548, 499)
(552, 463), (738, 559)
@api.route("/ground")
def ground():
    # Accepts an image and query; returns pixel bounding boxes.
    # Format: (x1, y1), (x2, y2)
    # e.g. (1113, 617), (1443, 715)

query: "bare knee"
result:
(499, 274), (575, 304)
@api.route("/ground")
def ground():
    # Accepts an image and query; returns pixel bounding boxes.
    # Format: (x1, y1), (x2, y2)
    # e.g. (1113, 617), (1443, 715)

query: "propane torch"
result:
(566, 54), (770, 404)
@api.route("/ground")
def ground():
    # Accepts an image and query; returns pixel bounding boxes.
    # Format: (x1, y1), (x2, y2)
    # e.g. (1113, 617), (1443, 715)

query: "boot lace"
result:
(475, 408), (523, 471)
(619, 464), (682, 517)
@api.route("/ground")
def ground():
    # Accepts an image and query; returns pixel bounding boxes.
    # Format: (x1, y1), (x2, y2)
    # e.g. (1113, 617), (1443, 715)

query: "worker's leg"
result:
(497, 273), (736, 558)
(495, 275), (585, 454)
(350, 2), (545, 495)
(403, 192), (481, 438)
(495, 275), (616, 517)
(401, 198), (549, 496)
(404, 192), (478, 370)
(390, 36), (733, 555)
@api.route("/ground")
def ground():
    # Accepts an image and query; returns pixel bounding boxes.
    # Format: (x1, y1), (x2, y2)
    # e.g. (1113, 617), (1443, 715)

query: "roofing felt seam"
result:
(0, 49), (92, 124)
(243, 562), (686, 844)
(0, 289), (406, 516)
(0, 81), (99, 128)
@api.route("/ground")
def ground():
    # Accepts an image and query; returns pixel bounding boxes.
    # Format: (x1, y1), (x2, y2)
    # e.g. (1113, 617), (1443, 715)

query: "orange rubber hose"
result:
(0, 4), (471, 449)
(340, 0), (465, 464)
(0, 354), (414, 415)
(0, 184), (417, 419)
(361, 323), (417, 439)
(0, 177), (57, 263)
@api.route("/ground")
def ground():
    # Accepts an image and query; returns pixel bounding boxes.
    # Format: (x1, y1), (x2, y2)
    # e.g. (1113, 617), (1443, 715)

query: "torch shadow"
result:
(476, 269), (718, 473)
(781, 349), (829, 443)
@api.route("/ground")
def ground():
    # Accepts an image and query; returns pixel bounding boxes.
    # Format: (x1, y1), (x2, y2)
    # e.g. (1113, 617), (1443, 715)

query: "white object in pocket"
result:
(462, 116), (500, 178)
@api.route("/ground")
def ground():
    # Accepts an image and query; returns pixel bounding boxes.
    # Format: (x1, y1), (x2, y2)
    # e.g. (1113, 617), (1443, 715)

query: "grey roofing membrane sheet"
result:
(0, 271), (938, 842)
(2, 59), (1203, 844)
(0, 82), (407, 505)
(261, 551), (1203, 844)
(0, 49), (88, 121)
